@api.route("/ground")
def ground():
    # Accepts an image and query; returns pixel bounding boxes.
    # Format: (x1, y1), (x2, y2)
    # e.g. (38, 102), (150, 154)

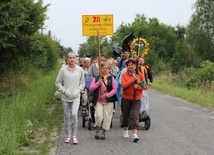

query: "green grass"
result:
(0, 65), (62, 155)
(152, 80), (214, 111)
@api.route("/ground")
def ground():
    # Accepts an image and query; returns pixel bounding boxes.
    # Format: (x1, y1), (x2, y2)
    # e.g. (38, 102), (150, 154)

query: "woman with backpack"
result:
(89, 62), (117, 140)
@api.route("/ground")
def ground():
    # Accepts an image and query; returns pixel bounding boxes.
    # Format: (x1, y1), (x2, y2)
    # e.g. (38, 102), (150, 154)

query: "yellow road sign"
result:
(82, 14), (114, 36)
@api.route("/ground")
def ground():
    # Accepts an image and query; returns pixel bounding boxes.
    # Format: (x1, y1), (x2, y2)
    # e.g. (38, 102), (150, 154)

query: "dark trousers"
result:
(121, 98), (141, 130)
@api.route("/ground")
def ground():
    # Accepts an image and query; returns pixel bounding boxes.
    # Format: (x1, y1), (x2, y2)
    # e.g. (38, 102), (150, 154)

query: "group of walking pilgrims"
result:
(55, 49), (153, 145)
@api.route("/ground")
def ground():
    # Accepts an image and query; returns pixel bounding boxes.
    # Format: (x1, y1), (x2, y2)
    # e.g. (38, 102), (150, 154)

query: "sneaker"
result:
(65, 136), (71, 143)
(133, 134), (139, 142)
(123, 131), (129, 138)
(72, 136), (78, 145)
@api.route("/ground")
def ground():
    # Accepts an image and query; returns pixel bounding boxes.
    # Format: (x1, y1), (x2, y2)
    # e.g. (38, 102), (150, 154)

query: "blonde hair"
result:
(84, 57), (91, 62)
(67, 52), (76, 58)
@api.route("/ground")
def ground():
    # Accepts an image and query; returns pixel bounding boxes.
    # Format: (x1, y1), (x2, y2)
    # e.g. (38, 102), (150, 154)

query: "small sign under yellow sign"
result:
(82, 14), (114, 36)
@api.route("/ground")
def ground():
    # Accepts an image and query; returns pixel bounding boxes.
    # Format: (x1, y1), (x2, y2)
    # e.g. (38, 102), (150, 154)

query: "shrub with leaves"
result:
(186, 61), (214, 89)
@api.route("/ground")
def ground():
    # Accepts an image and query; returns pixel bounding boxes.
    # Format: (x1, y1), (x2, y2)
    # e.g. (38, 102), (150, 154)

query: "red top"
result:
(121, 71), (148, 100)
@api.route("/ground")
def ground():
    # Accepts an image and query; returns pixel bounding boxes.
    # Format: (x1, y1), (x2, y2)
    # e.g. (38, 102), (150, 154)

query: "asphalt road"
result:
(55, 89), (214, 155)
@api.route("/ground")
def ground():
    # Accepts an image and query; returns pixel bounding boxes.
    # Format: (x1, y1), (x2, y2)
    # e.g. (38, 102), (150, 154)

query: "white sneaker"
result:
(133, 134), (139, 142)
(123, 131), (129, 138)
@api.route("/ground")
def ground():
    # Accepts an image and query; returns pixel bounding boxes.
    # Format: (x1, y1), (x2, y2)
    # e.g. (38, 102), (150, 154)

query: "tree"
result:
(145, 18), (177, 62)
(0, 0), (61, 77)
(170, 41), (192, 73)
(77, 13), (185, 74)
(78, 42), (87, 57)
(0, 0), (49, 74)
(113, 14), (177, 62)
(111, 23), (133, 46)
(78, 36), (110, 58)
(0, 0), (48, 49)
(187, 0), (214, 65)
(85, 36), (99, 57)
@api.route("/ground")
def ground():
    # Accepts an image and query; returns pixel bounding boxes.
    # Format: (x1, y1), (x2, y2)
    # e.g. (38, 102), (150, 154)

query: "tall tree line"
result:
(78, 0), (214, 73)
(0, 0), (61, 78)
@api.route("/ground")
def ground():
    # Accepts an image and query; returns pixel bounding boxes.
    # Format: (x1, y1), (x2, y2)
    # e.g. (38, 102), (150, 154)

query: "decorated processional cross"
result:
(129, 31), (150, 59)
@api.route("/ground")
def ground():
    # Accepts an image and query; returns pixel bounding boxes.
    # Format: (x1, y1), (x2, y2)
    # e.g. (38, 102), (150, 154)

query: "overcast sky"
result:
(43, 0), (196, 52)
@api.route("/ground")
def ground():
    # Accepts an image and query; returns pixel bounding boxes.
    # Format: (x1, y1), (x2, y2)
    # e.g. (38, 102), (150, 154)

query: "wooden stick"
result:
(133, 59), (139, 104)
(133, 31), (142, 104)
(97, 31), (102, 96)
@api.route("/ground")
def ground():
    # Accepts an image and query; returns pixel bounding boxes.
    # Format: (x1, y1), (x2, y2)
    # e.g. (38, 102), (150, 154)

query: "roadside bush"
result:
(27, 33), (60, 71)
(156, 61), (214, 92)
(155, 58), (170, 74)
(0, 0), (48, 75)
(186, 61), (214, 89)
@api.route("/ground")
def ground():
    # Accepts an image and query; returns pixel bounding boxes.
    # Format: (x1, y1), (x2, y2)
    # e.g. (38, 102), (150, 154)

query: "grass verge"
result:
(0, 65), (62, 155)
(152, 80), (214, 111)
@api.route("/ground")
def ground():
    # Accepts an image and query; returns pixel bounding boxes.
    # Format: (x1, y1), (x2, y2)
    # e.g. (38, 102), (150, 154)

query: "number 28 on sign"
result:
(82, 14), (113, 36)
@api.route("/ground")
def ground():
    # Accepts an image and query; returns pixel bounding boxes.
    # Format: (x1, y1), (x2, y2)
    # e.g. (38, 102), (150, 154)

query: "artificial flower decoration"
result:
(130, 37), (150, 59)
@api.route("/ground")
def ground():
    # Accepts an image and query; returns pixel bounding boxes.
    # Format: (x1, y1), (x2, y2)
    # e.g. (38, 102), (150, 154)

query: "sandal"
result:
(95, 132), (100, 139)
(100, 134), (106, 140)
(65, 136), (71, 143)
(72, 136), (78, 145)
